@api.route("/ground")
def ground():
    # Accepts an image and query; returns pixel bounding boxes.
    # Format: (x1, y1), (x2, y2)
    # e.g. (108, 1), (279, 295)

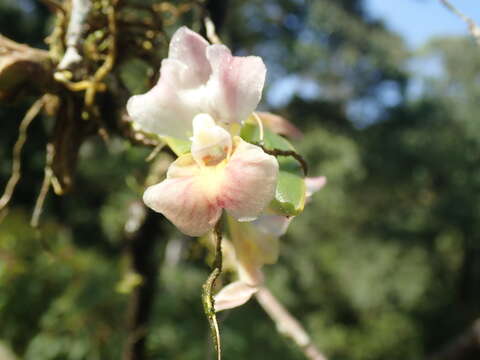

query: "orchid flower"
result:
(127, 26), (266, 139)
(214, 176), (327, 312)
(126, 27), (278, 237)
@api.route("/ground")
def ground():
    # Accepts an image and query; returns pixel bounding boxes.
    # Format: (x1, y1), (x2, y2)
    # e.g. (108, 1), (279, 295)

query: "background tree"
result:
(1, 0), (479, 359)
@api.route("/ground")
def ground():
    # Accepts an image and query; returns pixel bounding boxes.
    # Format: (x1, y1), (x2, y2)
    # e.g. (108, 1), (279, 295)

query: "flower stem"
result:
(257, 144), (309, 176)
(202, 222), (223, 360)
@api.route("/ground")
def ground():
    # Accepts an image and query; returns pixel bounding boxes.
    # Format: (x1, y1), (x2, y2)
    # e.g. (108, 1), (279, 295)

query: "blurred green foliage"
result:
(1, 0), (479, 359)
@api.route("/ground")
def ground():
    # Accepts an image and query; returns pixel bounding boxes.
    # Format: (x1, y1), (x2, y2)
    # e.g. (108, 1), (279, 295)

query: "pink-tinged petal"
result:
(127, 59), (199, 139)
(168, 26), (211, 86)
(127, 27), (212, 139)
(143, 155), (222, 236)
(206, 45), (266, 124)
(142, 137), (277, 236)
(238, 263), (264, 287)
(127, 28), (269, 139)
(256, 112), (303, 140)
(305, 176), (327, 198)
(222, 137), (278, 221)
(214, 281), (258, 312)
(228, 216), (279, 286)
(251, 214), (292, 237)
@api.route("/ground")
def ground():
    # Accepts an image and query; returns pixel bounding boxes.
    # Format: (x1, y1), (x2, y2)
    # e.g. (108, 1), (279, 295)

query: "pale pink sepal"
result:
(206, 45), (266, 124)
(256, 112), (303, 140)
(126, 58), (202, 140)
(127, 27), (267, 139)
(222, 138), (278, 222)
(143, 155), (223, 236)
(228, 217), (279, 286)
(143, 137), (278, 237)
(305, 176), (327, 198)
(214, 281), (258, 312)
(251, 214), (292, 237)
(168, 26), (211, 86)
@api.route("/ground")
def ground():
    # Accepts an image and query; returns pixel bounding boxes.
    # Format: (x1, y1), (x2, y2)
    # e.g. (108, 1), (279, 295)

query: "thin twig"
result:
(255, 287), (328, 360)
(31, 143), (56, 228)
(438, 0), (480, 46)
(258, 144), (309, 176)
(145, 142), (166, 162)
(0, 97), (45, 212)
(39, 0), (65, 14)
(204, 16), (221, 44)
(202, 222), (223, 360)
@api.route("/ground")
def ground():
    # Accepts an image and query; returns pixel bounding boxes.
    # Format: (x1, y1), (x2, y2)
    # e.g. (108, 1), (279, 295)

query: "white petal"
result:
(214, 281), (258, 312)
(127, 28), (268, 139)
(191, 113), (232, 166)
(168, 26), (211, 86)
(223, 137), (278, 221)
(127, 27), (214, 139)
(206, 45), (266, 124)
(143, 155), (222, 236)
(127, 59), (198, 139)
(251, 214), (292, 237)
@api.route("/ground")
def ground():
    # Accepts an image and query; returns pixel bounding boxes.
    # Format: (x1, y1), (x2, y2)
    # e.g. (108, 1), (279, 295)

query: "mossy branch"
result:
(0, 35), (53, 101)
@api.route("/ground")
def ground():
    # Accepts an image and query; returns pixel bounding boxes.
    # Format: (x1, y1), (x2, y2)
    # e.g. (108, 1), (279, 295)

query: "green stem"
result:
(202, 222), (223, 360)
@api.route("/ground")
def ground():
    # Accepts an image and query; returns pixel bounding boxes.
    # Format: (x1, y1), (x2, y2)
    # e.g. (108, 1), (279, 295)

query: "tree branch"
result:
(255, 287), (328, 360)
(438, 0), (480, 46)
(0, 35), (53, 101)
(429, 318), (480, 360)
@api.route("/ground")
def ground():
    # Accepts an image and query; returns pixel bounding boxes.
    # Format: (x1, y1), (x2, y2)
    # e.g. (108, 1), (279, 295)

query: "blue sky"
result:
(366, 0), (480, 48)
(268, 0), (480, 108)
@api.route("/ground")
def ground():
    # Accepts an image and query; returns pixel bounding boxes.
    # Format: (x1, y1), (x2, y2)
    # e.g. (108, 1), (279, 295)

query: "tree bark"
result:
(122, 202), (165, 360)
(429, 319), (480, 360)
(0, 34), (53, 101)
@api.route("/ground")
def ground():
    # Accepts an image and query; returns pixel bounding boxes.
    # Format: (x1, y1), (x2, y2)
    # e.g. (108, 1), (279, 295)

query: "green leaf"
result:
(240, 122), (306, 216)
(240, 121), (294, 152)
(161, 136), (191, 156)
(127, 121), (191, 157)
(118, 58), (152, 95)
(271, 171), (306, 216)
